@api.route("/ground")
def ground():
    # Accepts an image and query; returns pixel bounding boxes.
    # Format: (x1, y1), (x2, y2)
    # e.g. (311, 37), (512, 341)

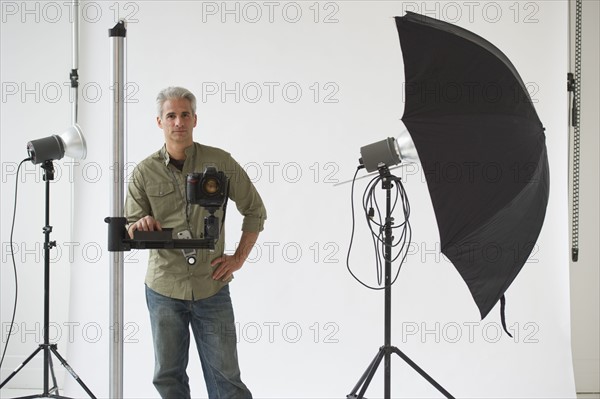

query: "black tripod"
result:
(0, 161), (96, 399)
(347, 167), (454, 399)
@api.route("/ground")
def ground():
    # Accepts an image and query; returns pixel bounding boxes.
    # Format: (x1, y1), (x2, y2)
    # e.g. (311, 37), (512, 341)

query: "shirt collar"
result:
(157, 143), (197, 167)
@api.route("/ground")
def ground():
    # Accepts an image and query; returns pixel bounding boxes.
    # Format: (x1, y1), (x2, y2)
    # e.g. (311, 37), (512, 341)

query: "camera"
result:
(186, 167), (229, 241)
(186, 167), (228, 211)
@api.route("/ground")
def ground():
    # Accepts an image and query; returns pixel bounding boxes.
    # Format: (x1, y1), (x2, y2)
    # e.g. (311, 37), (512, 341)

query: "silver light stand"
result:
(108, 20), (127, 399)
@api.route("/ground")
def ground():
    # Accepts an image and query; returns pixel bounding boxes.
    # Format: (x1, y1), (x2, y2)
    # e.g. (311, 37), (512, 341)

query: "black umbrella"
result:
(395, 12), (550, 323)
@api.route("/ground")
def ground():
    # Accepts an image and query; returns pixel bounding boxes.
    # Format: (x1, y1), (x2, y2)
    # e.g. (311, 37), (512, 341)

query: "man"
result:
(125, 86), (266, 398)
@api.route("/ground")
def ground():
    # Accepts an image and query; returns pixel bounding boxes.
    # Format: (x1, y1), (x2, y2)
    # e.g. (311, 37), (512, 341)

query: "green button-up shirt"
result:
(125, 142), (267, 300)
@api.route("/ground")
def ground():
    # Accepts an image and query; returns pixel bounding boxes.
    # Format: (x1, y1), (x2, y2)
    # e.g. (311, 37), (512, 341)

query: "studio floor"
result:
(1, 389), (599, 399)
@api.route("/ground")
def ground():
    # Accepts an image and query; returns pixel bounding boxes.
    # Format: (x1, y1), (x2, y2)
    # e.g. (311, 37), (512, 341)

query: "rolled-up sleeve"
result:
(225, 155), (267, 233)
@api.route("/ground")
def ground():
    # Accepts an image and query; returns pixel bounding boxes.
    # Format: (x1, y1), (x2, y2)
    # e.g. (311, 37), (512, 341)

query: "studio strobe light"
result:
(26, 124), (87, 164)
(0, 124), (96, 398)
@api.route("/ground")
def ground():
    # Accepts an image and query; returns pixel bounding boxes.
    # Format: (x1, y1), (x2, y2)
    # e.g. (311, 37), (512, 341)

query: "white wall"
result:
(2, 1), (576, 398)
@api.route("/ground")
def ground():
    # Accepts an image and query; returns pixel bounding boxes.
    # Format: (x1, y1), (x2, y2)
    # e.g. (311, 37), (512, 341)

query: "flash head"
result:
(27, 124), (87, 164)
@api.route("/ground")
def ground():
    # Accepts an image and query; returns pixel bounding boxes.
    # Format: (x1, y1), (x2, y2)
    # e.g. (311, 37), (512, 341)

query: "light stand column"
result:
(382, 172), (393, 398)
(108, 20), (127, 399)
(347, 167), (454, 399)
(42, 161), (55, 396)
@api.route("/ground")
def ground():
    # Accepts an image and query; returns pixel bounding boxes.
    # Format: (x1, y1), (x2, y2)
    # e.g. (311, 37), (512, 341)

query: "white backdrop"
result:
(1, 1), (575, 398)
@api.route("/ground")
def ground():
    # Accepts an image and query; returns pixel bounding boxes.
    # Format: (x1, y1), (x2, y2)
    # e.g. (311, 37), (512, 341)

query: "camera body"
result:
(186, 167), (228, 241)
(186, 167), (228, 211)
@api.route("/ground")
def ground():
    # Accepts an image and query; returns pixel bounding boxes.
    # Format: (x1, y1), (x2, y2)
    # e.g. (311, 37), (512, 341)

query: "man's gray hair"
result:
(156, 86), (197, 117)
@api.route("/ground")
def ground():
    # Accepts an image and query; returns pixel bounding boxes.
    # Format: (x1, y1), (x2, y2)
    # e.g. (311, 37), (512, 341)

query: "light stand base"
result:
(347, 345), (454, 399)
(0, 343), (96, 399)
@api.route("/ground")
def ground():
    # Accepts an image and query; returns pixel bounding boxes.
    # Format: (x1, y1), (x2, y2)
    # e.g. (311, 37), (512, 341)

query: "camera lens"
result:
(203, 178), (219, 194)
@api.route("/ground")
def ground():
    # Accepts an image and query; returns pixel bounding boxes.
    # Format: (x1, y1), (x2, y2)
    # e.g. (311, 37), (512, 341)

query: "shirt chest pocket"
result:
(146, 183), (179, 220)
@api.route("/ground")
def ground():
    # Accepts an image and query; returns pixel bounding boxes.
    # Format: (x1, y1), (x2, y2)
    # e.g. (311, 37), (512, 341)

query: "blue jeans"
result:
(145, 285), (252, 399)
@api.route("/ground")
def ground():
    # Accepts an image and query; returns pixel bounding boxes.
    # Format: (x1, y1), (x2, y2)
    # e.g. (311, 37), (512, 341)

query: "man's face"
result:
(157, 98), (197, 148)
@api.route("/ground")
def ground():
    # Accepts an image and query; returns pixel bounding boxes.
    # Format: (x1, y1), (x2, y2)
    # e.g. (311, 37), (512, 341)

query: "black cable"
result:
(219, 179), (230, 238)
(363, 174), (411, 259)
(379, 175), (411, 283)
(347, 168), (412, 290)
(362, 174), (385, 284)
(347, 166), (382, 289)
(0, 158), (31, 370)
(389, 175), (412, 266)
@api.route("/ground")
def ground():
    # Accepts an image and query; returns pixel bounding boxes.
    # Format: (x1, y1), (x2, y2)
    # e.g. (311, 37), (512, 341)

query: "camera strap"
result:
(220, 179), (230, 238)
(168, 165), (193, 234)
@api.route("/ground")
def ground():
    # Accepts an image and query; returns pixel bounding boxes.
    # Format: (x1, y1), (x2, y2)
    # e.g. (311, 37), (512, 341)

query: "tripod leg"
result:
(48, 350), (60, 395)
(347, 348), (386, 399)
(0, 345), (44, 389)
(49, 346), (97, 399)
(391, 347), (454, 399)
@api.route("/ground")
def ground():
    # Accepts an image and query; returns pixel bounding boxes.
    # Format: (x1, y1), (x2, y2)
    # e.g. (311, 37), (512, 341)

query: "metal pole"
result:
(69, 0), (80, 261)
(70, 0), (79, 126)
(109, 20), (126, 399)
